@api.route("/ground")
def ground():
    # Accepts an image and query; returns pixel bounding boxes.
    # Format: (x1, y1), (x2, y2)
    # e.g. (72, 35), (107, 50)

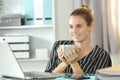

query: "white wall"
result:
(55, 0), (74, 40)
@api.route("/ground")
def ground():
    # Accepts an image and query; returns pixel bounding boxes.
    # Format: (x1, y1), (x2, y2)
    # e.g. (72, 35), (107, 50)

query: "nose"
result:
(72, 27), (78, 33)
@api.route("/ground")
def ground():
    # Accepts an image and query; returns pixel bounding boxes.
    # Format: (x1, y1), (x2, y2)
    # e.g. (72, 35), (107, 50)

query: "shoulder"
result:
(94, 45), (112, 66)
(95, 45), (109, 53)
(94, 45), (110, 57)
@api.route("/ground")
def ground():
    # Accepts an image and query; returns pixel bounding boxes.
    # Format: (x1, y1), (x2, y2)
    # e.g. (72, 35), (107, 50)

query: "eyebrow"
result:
(76, 23), (83, 25)
(69, 23), (83, 26)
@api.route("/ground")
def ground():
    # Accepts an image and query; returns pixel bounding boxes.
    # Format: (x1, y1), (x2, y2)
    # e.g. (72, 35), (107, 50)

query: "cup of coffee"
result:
(60, 45), (76, 54)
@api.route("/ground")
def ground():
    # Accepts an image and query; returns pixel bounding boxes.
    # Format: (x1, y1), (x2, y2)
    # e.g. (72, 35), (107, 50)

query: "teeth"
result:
(73, 34), (80, 38)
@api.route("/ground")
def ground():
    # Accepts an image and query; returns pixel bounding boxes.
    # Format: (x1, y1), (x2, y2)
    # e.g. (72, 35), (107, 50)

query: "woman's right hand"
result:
(57, 47), (68, 64)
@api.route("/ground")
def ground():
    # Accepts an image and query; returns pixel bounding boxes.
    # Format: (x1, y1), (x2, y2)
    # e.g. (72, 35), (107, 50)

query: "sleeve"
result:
(94, 51), (112, 69)
(89, 51), (112, 74)
(44, 41), (60, 72)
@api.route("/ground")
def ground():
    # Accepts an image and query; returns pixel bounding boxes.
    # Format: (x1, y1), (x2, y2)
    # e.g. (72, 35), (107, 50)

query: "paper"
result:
(96, 65), (120, 80)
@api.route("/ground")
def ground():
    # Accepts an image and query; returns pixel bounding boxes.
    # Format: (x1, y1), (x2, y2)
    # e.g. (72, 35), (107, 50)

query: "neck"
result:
(74, 40), (93, 53)
(75, 39), (91, 48)
(81, 43), (93, 52)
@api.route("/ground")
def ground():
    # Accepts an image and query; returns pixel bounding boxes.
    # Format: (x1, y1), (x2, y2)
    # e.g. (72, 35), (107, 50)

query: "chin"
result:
(73, 39), (80, 42)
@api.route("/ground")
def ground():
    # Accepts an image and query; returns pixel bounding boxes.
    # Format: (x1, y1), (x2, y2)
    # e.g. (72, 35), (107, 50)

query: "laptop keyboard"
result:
(24, 71), (59, 79)
(25, 72), (46, 77)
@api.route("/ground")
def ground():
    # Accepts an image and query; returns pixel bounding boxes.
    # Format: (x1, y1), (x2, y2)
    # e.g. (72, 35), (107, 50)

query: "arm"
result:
(52, 62), (68, 73)
(53, 46), (69, 73)
(64, 46), (84, 74)
(70, 61), (83, 74)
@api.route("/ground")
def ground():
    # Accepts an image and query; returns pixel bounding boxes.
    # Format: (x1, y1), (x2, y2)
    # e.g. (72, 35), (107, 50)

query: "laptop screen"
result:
(0, 42), (25, 78)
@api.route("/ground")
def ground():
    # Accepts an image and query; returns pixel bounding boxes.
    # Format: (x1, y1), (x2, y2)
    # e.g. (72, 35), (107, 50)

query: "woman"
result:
(45, 4), (112, 74)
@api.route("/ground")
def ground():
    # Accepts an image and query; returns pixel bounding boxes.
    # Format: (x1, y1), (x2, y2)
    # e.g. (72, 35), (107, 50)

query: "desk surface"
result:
(1, 73), (96, 80)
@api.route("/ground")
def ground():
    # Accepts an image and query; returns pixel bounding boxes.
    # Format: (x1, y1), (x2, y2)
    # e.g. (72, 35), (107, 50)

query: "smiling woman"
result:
(45, 4), (112, 76)
(74, 0), (120, 55)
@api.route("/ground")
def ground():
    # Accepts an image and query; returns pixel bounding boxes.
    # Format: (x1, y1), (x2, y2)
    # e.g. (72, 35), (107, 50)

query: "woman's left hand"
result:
(63, 47), (79, 64)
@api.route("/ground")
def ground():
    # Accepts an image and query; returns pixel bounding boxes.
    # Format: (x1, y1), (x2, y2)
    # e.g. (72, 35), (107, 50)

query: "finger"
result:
(63, 54), (69, 61)
(57, 47), (60, 53)
(66, 47), (75, 57)
(64, 55), (73, 63)
(66, 48), (78, 61)
(61, 55), (64, 58)
(76, 47), (80, 53)
(70, 47), (76, 54)
(57, 53), (64, 60)
(61, 56), (68, 64)
(64, 50), (69, 57)
(57, 47), (63, 54)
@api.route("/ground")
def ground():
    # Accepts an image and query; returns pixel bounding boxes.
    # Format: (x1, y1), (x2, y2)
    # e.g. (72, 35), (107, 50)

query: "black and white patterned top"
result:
(45, 40), (112, 74)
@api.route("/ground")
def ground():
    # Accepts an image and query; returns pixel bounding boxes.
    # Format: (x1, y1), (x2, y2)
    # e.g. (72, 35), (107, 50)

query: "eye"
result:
(69, 25), (73, 28)
(76, 24), (82, 28)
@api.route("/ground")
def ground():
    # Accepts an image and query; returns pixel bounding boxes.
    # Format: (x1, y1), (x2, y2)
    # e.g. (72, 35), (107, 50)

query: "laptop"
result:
(0, 42), (60, 79)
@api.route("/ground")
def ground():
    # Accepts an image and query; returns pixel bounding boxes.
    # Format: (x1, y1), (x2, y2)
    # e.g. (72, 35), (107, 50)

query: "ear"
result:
(88, 23), (94, 31)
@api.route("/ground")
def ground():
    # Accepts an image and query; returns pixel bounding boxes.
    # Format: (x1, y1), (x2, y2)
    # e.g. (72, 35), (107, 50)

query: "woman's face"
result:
(69, 15), (93, 43)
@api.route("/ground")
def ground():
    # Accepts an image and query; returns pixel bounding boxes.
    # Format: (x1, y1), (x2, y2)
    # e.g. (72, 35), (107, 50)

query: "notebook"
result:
(0, 42), (60, 79)
(96, 65), (120, 80)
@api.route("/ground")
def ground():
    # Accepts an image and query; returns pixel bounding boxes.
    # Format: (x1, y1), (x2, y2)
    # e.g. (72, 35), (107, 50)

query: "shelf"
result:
(0, 25), (53, 29)
(18, 58), (49, 62)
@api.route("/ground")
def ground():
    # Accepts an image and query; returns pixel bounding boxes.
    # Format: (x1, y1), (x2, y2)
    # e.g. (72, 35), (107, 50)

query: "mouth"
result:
(73, 34), (80, 38)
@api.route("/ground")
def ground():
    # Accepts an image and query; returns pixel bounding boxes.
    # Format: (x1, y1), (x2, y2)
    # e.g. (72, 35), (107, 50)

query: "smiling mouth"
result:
(73, 34), (80, 38)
